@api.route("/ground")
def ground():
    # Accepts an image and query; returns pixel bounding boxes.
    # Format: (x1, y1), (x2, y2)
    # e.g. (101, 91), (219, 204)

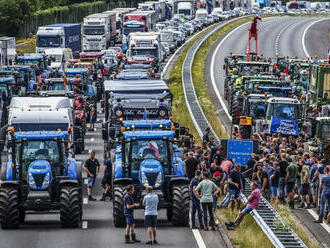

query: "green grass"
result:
(216, 206), (274, 248)
(275, 204), (319, 248)
(16, 38), (36, 54)
(191, 17), (253, 139)
(169, 22), (225, 144)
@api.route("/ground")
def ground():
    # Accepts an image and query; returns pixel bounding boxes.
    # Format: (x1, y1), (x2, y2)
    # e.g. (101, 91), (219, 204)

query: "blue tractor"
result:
(0, 130), (83, 229)
(112, 130), (189, 227)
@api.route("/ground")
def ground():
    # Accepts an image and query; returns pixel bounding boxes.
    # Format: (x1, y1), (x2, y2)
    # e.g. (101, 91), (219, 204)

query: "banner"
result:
(227, 140), (253, 167)
(270, 117), (299, 136)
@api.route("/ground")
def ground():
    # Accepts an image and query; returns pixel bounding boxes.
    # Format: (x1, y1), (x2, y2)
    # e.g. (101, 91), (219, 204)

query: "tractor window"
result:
(130, 139), (169, 173)
(20, 140), (64, 177)
(0, 84), (8, 97)
(267, 103), (300, 120)
(317, 123), (330, 142)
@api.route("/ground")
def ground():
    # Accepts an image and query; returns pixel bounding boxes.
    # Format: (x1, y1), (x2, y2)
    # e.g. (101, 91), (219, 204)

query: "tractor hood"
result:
(139, 159), (163, 188)
(27, 160), (52, 190)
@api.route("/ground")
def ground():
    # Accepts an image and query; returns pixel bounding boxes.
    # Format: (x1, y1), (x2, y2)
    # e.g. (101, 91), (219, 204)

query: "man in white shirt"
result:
(143, 186), (159, 245)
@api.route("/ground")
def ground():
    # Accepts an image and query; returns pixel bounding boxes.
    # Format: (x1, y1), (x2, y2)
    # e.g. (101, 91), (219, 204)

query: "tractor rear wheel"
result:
(0, 186), (20, 229)
(113, 186), (126, 227)
(171, 185), (189, 226)
(60, 186), (81, 228)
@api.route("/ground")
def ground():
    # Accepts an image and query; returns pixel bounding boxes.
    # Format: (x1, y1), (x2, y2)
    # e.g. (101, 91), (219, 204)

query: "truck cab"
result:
(44, 48), (73, 69)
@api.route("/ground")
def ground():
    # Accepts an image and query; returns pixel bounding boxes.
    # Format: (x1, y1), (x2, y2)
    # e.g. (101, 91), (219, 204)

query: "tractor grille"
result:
(32, 173), (46, 187)
(146, 173), (159, 186)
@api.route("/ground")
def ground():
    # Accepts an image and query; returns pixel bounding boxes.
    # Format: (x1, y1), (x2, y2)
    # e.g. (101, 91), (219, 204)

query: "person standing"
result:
(84, 150), (100, 201)
(100, 153), (112, 201)
(314, 167), (330, 223)
(270, 162), (280, 208)
(285, 158), (298, 209)
(194, 172), (220, 231)
(124, 185), (141, 244)
(278, 153), (288, 203)
(228, 164), (242, 212)
(299, 161), (311, 209)
(185, 151), (200, 180)
(143, 186), (159, 245)
(203, 127), (211, 143)
(190, 170), (203, 229)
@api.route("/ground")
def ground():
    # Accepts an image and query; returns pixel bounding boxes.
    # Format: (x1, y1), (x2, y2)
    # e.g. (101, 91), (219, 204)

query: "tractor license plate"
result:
(240, 118), (252, 126)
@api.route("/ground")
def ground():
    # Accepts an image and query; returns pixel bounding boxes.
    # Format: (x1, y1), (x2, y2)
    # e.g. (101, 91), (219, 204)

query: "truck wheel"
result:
(60, 186), (81, 228)
(0, 186), (20, 229)
(113, 186), (125, 227)
(171, 185), (189, 226)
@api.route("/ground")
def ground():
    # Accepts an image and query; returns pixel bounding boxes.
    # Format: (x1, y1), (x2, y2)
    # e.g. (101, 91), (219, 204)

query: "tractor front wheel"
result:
(171, 185), (189, 226)
(0, 186), (20, 229)
(60, 186), (81, 228)
(113, 186), (126, 227)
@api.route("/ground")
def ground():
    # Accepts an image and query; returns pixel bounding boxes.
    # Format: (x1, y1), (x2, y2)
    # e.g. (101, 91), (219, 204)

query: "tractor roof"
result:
(123, 130), (175, 139)
(14, 131), (69, 140)
(9, 96), (71, 110)
(2, 65), (31, 71)
(59, 68), (89, 75)
(0, 77), (14, 83)
(104, 79), (168, 92)
(122, 120), (172, 128)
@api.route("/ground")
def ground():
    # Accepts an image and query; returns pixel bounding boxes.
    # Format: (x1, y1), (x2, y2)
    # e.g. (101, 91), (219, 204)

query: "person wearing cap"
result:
(194, 171), (220, 231)
(143, 186), (159, 244)
(83, 150), (100, 201)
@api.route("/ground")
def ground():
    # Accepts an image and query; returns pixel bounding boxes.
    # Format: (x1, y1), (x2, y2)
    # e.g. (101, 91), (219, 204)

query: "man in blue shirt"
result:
(314, 167), (330, 223)
(190, 170), (203, 229)
(228, 163), (242, 212)
(124, 185), (140, 243)
(143, 186), (159, 245)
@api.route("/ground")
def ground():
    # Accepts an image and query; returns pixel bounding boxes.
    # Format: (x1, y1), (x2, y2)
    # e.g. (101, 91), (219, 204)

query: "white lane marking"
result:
(302, 18), (330, 58)
(90, 138), (95, 142)
(307, 209), (330, 234)
(83, 198), (88, 205)
(210, 22), (251, 121)
(275, 21), (294, 55)
(82, 220), (88, 229)
(84, 178), (88, 185)
(192, 229), (207, 248)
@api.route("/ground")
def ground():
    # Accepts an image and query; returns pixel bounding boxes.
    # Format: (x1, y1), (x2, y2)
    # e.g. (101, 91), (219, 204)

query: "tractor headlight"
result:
(155, 172), (162, 188)
(158, 109), (166, 117)
(141, 172), (149, 187)
(28, 173), (36, 189)
(42, 173), (50, 189)
(116, 109), (123, 117)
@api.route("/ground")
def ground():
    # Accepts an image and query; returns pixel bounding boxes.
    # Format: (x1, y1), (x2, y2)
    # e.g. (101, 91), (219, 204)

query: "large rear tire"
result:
(113, 186), (126, 227)
(171, 185), (189, 226)
(60, 186), (81, 228)
(0, 186), (20, 229)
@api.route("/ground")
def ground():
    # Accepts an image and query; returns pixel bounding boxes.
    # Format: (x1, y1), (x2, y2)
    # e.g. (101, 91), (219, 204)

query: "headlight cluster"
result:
(28, 172), (36, 188)
(116, 109), (123, 117)
(141, 172), (149, 187)
(42, 173), (50, 189)
(159, 110), (166, 117)
(155, 172), (162, 188)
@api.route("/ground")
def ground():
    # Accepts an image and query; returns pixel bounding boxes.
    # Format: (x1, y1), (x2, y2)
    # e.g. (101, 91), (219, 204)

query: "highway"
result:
(205, 16), (330, 133)
(0, 16), (328, 248)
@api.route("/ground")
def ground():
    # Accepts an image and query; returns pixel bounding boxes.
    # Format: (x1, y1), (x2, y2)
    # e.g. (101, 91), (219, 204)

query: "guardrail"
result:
(181, 16), (308, 248)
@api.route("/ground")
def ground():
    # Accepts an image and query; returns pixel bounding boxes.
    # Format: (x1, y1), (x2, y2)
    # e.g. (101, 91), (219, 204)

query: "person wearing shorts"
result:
(124, 185), (140, 244)
(226, 182), (261, 230)
(228, 164), (242, 212)
(143, 186), (159, 245)
(83, 150), (100, 201)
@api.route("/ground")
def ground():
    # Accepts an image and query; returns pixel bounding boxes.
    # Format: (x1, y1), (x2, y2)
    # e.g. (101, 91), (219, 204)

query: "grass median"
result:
(16, 38), (36, 53)
(191, 17), (253, 139)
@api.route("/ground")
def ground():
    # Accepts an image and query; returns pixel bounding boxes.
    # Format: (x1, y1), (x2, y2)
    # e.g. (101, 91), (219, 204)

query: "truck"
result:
(173, 0), (195, 20)
(104, 8), (136, 43)
(0, 130), (83, 229)
(127, 32), (163, 63)
(124, 10), (157, 32)
(83, 13), (117, 52)
(43, 48), (73, 69)
(0, 37), (16, 65)
(138, 1), (167, 22)
(36, 24), (81, 54)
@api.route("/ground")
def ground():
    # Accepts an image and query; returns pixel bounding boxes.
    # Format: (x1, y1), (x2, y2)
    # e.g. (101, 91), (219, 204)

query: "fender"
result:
(169, 177), (189, 188)
(0, 180), (19, 186)
(59, 179), (79, 186)
(113, 178), (133, 186)
(66, 158), (79, 180)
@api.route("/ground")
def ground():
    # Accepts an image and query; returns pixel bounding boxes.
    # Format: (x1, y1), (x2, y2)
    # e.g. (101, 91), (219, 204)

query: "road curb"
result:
(215, 214), (234, 248)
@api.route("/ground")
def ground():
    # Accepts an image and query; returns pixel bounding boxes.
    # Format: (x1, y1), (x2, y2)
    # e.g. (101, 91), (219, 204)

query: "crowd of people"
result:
(84, 126), (330, 243)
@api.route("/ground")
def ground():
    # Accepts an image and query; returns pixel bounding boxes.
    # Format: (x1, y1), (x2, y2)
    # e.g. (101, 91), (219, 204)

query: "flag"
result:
(148, 142), (160, 159)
